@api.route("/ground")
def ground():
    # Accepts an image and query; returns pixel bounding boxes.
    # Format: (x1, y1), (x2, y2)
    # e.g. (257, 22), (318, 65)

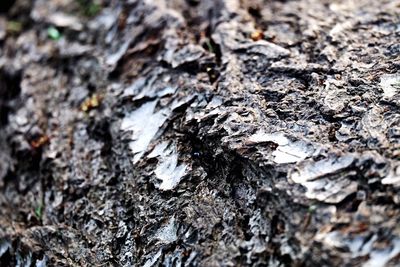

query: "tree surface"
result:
(1, 0), (400, 266)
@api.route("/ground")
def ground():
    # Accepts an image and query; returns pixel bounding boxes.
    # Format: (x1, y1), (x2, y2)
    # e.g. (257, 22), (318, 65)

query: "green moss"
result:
(77, 0), (102, 17)
(47, 26), (61, 40)
(204, 39), (215, 54)
(35, 203), (43, 219)
(86, 3), (101, 17)
(6, 21), (22, 33)
(307, 204), (317, 213)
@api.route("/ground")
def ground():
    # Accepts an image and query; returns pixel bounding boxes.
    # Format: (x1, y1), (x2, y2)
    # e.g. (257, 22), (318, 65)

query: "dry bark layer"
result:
(1, 0), (400, 266)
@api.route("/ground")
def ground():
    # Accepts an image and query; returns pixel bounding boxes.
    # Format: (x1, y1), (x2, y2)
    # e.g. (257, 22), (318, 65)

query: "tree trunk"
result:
(1, 0), (400, 266)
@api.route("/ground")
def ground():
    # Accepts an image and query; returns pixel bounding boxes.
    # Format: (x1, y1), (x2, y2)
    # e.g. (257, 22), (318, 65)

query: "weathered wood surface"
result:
(1, 0), (400, 266)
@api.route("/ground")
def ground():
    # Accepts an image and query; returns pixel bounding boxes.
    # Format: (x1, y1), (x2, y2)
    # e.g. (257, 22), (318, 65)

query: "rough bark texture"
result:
(1, 0), (400, 266)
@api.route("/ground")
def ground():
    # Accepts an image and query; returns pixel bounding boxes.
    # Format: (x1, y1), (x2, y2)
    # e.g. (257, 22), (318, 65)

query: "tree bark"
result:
(1, 0), (400, 266)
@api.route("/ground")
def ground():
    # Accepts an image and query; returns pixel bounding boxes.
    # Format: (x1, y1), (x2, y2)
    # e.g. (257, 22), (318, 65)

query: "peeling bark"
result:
(1, 0), (400, 266)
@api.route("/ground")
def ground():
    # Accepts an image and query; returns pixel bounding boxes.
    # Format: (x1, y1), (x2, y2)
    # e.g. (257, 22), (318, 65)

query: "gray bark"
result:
(1, 0), (400, 266)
